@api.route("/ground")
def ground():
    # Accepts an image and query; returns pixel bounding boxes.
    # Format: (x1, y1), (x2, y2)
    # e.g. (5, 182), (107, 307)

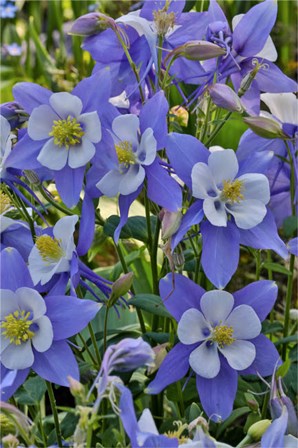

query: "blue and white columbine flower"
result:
(28, 215), (78, 285)
(27, 92), (101, 170)
(191, 149), (270, 229)
(97, 114), (157, 196)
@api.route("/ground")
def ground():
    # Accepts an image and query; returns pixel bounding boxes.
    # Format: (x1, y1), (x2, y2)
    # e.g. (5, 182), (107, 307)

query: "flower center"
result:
(153, 9), (176, 36)
(115, 141), (136, 168)
(165, 421), (189, 443)
(212, 325), (235, 348)
(49, 116), (84, 149)
(221, 179), (244, 203)
(1, 310), (34, 345)
(0, 191), (11, 214)
(35, 235), (64, 262)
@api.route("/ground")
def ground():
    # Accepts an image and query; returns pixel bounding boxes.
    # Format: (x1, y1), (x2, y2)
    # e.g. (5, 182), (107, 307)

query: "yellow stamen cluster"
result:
(115, 141), (135, 167)
(221, 179), (244, 203)
(0, 191), (11, 214)
(1, 310), (34, 345)
(212, 325), (235, 349)
(35, 235), (64, 262)
(165, 421), (189, 444)
(49, 116), (84, 149)
(153, 10), (176, 36)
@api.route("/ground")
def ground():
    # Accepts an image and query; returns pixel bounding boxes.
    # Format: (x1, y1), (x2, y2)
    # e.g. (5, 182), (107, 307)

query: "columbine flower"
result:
(147, 274), (280, 422)
(0, 247), (101, 398)
(0, 115), (14, 179)
(96, 114), (157, 196)
(28, 215), (78, 286)
(0, 2), (17, 19)
(2, 43), (22, 57)
(191, 149), (270, 230)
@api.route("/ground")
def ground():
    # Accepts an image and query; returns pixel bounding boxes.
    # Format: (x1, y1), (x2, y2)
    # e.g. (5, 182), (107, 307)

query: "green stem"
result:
(236, 435), (251, 448)
(199, 95), (212, 142)
(114, 243), (146, 334)
(282, 254), (295, 360)
(103, 306), (110, 353)
(38, 186), (77, 216)
(78, 333), (98, 367)
(46, 381), (63, 448)
(255, 250), (261, 281)
(205, 111), (232, 146)
(88, 322), (102, 367)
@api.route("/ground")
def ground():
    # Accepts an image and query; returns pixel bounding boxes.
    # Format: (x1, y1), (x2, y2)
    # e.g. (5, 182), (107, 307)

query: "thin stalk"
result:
(114, 242), (146, 334)
(205, 111), (232, 146)
(38, 186), (77, 216)
(255, 250), (261, 281)
(88, 322), (102, 367)
(78, 333), (98, 367)
(282, 254), (295, 360)
(103, 306), (110, 353)
(46, 381), (63, 448)
(199, 95), (212, 142)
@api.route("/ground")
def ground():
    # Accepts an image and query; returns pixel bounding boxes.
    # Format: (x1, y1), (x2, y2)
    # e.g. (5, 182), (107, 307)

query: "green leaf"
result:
(262, 262), (292, 276)
(283, 216), (298, 238)
(277, 358), (291, 378)
(216, 407), (250, 438)
(129, 294), (172, 318)
(187, 402), (202, 422)
(15, 376), (46, 405)
(275, 335), (298, 346)
(262, 320), (283, 335)
(103, 215), (157, 244)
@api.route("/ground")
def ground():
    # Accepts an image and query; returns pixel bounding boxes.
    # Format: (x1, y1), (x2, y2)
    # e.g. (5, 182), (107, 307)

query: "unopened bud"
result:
(209, 83), (244, 113)
(160, 209), (182, 240)
(109, 272), (134, 306)
(245, 392), (260, 412)
(70, 12), (117, 36)
(0, 414), (15, 436)
(247, 419), (271, 441)
(1, 434), (19, 448)
(243, 116), (288, 139)
(169, 106), (189, 127)
(68, 376), (85, 400)
(165, 40), (226, 64)
(290, 309), (298, 320)
(147, 343), (169, 375)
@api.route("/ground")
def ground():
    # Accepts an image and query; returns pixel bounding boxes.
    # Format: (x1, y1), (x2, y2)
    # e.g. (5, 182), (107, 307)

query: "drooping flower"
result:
(0, 247), (101, 399)
(147, 274), (280, 422)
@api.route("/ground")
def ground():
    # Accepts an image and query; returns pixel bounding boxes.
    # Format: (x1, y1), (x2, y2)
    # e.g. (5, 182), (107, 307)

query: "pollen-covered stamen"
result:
(153, 9), (176, 36)
(212, 325), (235, 349)
(49, 116), (84, 149)
(221, 179), (244, 203)
(35, 235), (64, 262)
(0, 191), (11, 214)
(165, 421), (189, 443)
(1, 310), (34, 345)
(115, 141), (136, 168)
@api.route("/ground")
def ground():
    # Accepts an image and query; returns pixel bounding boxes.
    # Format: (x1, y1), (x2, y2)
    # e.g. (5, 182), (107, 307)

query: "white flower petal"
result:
(112, 114), (140, 147)
(191, 163), (218, 199)
(28, 105), (59, 140)
(119, 164), (145, 195)
(0, 333), (11, 354)
(16, 287), (46, 320)
(0, 115), (11, 152)
(97, 169), (124, 197)
(237, 173), (270, 204)
(225, 305), (261, 340)
(261, 93), (298, 125)
(203, 197), (228, 227)
(0, 290), (18, 319)
(79, 111), (102, 143)
(28, 246), (55, 285)
(32, 316), (53, 352)
(189, 342), (220, 379)
(68, 137), (96, 169)
(220, 340), (256, 371)
(1, 340), (34, 369)
(138, 409), (158, 435)
(201, 291), (234, 326)
(227, 199), (267, 229)
(54, 215), (78, 246)
(208, 149), (239, 185)
(136, 128), (157, 166)
(37, 138), (68, 170)
(178, 308), (210, 345)
(49, 92), (83, 119)
(256, 35), (277, 62)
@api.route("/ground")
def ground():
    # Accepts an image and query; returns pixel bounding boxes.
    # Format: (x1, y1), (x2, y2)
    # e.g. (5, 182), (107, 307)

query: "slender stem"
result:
(199, 95), (212, 142)
(205, 111), (232, 146)
(282, 254), (295, 360)
(103, 306), (110, 353)
(38, 186), (77, 216)
(46, 381), (63, 448)
(255, 250), (261, 281)
(114, 242), (146, 334)
(78, 333), (98, 367)
(88, 322), (102, 367)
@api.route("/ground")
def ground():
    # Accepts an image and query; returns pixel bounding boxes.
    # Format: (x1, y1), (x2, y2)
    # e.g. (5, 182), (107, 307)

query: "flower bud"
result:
(244, 392), (260, 412)
(68, 376), (85, 401)
(0, 102), (27, 129)
(160, 209), (182, 240)
(105, 337), (155, 373)
(243, 116), (288, 139)
(170, 106), (189, 128)
(69, 12), (117, 36)
(0, 414), (16, 436)
(109, 272), (134, 307)
(247, 419), (272, 441)
(209, 83), (244, 113)
(165, 40), (226, 64)
(1, 434), (19, 448)
(147, 343), (169, 375)
(290, 309), (298, 320)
